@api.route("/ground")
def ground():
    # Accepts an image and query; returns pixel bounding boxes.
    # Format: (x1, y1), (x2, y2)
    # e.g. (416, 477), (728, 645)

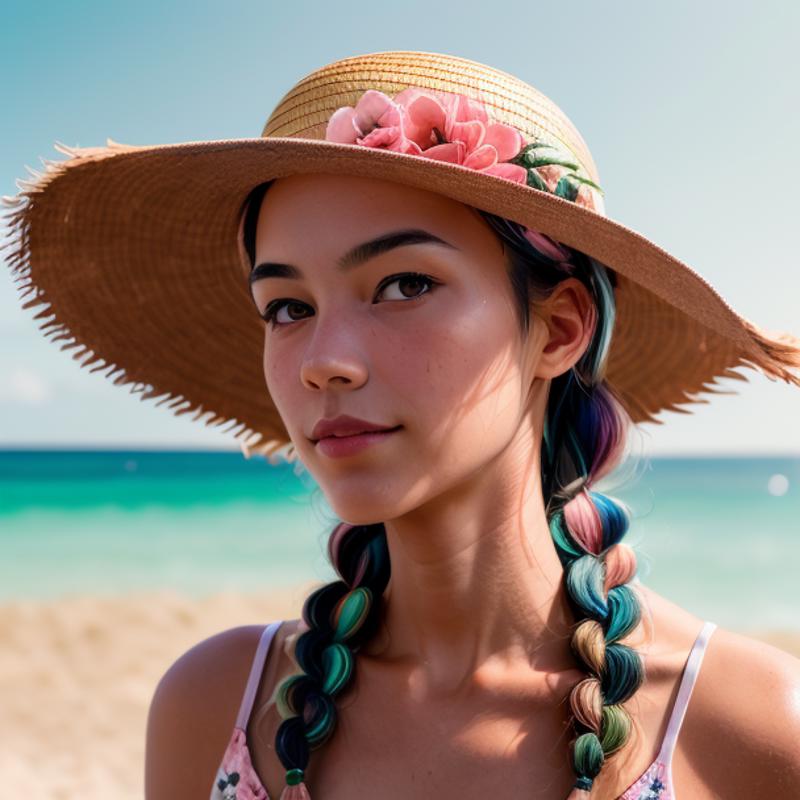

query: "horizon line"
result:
(0, 444), (797, 459)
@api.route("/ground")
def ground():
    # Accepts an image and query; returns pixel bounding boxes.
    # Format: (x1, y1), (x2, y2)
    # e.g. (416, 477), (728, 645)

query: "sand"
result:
(0, 586), (317, 800)
(1, 588), (798, 800)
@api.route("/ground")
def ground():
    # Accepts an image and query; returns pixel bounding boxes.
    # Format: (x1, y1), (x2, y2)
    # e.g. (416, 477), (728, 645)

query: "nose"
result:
(299, 313), (370, 393)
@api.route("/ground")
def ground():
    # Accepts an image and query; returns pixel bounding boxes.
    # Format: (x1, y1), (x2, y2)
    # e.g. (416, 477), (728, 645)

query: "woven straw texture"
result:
(3, 50), (799, 462)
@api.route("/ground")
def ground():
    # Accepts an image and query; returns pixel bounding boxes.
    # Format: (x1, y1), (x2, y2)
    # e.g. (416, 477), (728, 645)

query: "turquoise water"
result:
(0, 450), (797, 631)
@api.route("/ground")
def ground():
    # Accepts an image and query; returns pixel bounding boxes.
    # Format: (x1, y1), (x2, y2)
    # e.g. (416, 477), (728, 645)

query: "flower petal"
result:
(449, 120), (485, 152)
(421, 141), (466, 164)
(357, 126), (404, 149)
(463, 144), (497, 170)
(397, 139), (424, 155)
(405, 93), (447, 148)
(325, 106), (359, 143)
(376, 103), (402, 129)
(451, 92), (489, 124)
(353, 90), (397, 136)
(483, 123), (525, 162)
(392, 86), (434, 108)
(480, 162), (529, 184)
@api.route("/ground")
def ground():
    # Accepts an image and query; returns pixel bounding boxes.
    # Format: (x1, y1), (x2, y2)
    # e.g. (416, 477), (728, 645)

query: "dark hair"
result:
(239, 180), (645, 796)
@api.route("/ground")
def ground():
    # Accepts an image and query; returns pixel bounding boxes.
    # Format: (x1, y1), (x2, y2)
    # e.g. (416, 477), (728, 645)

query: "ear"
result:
(532, 278), (596, 380)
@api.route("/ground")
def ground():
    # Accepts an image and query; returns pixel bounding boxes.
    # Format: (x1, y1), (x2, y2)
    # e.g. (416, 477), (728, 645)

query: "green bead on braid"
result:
(286, 768), (305, 786)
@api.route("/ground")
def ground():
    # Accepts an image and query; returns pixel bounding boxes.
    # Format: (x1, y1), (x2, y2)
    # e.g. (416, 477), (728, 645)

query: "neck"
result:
(366, 432), (576, 696)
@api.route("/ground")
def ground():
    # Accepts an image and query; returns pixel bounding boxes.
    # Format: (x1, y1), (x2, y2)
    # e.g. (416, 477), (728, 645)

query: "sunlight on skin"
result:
(250, 173), (596, 692)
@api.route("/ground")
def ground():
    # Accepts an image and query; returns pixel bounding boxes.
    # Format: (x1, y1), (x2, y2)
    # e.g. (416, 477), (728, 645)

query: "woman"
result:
(5, 51), (800, 799)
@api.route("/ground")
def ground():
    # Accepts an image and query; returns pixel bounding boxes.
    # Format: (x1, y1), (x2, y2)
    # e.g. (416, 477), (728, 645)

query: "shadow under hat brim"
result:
(4, 136), (800, 460)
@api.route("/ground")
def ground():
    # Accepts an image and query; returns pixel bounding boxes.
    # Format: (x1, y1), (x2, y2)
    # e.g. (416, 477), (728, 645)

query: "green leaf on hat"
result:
(522, 140), (563, 154)
(568, 173), (604, 194)
(510, 141), (559, 165)
(525, 168), (549, 192)
(525, 154), (580, 170)
(555, 175), (580, 202)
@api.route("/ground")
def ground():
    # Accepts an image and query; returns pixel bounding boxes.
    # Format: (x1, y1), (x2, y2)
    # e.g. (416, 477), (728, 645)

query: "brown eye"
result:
(261, 272), (438, 329)
(261, 300), (311, 327)
(376, 273), (435, 301)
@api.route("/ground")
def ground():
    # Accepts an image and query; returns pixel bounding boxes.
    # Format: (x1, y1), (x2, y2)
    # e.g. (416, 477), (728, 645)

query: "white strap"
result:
(235, 620), (283, 729)
(659, 620), (717, 762)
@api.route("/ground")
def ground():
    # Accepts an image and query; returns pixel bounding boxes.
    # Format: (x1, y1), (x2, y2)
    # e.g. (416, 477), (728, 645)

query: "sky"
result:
(1, 1), (798, 455)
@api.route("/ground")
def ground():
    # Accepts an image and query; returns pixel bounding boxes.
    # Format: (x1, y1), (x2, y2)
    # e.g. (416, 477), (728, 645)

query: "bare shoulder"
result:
(682, 625), (800, 795)
(636, 584), (800, 796)
(144, 623), (269, 800)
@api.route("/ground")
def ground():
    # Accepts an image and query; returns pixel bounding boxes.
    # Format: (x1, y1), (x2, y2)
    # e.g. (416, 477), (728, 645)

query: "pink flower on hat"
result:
(324, 86), (604, 214)
(325, 87), (528, 184)
(325, 89), (411, 153)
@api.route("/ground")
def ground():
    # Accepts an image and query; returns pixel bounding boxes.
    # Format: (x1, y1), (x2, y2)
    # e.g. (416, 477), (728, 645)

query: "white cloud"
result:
(0, 367), (52, 406)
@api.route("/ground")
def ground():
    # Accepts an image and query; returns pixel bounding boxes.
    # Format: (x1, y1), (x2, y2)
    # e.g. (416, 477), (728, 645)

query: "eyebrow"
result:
(249, 229), (458, 286)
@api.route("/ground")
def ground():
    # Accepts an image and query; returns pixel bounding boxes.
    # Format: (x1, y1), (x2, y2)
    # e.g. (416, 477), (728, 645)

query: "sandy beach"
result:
(0, 585), (318, 800)
(1, 588), (798, 800)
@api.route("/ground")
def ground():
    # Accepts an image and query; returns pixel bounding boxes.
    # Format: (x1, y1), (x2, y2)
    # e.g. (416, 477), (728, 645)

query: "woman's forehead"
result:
(256, 173), (502, 259)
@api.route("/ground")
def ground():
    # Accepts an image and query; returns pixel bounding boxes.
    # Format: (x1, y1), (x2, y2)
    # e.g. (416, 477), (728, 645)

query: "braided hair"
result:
(483, 213), (645, 796)
(240, 181), (647, 798)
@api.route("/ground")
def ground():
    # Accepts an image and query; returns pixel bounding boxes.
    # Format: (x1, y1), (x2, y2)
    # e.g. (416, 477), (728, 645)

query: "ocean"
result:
(0, 450), (797, 632)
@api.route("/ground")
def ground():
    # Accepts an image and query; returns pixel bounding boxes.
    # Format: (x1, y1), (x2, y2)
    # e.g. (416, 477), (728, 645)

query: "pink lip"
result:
(310, 414), (398, 441)
(315, 427), (401, 458)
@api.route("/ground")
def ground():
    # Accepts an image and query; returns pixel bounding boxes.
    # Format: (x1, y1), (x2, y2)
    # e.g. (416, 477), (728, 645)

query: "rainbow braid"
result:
(478, 210), (645, 797)
(272, 522), (390, 798)
(547, 397), (643, 798)
(239, 182), (645, 798)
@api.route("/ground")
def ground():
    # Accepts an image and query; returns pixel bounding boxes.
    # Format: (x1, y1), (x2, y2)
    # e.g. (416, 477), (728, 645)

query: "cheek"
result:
(262, 335), (296, 432)
(258, 283), (526, 476)
(390, 290), (526, 463)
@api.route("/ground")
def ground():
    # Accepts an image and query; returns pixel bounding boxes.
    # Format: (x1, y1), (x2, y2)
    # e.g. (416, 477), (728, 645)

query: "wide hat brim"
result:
(4, 134), (800, 461)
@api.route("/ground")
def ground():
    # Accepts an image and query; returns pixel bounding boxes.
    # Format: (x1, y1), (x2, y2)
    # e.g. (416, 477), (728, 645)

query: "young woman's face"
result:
(250, 173), (549, 523)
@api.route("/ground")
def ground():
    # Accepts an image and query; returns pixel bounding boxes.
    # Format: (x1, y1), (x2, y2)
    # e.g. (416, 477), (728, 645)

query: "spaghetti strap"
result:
(658, 620), (717, 763)
(234, 620), (284, 730)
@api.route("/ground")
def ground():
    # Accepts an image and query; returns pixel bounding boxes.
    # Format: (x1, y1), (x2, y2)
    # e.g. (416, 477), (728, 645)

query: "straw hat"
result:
(4, 50), (799, 462)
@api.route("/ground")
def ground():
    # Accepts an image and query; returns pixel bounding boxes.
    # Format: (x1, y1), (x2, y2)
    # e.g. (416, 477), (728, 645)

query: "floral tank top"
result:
(210, 620), (718, 799)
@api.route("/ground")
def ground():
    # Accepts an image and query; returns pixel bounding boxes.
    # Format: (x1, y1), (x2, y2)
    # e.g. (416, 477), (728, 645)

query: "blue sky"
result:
(2, 1), (798, 455)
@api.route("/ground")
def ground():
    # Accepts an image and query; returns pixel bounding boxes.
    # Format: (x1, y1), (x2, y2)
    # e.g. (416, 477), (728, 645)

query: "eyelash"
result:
(259, 272), (440, 329)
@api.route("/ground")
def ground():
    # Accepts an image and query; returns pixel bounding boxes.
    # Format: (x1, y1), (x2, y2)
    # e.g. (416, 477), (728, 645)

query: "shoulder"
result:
(681, 625), (800, 795)
(631, 584), (800, 796)
(144, 622), (279, 800)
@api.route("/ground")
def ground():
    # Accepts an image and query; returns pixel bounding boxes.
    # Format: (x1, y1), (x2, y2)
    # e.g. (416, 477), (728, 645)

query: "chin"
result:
(314, 474), (419, 525)
(322, 492), (398, 527)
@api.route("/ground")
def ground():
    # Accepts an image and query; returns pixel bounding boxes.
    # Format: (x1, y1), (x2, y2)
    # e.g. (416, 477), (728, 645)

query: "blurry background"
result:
(1, 2), (798, 798)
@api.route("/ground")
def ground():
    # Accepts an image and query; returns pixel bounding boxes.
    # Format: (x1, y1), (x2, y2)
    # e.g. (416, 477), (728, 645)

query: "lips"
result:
(310, 414), (400, 442)
(325, 428), (398, 438)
